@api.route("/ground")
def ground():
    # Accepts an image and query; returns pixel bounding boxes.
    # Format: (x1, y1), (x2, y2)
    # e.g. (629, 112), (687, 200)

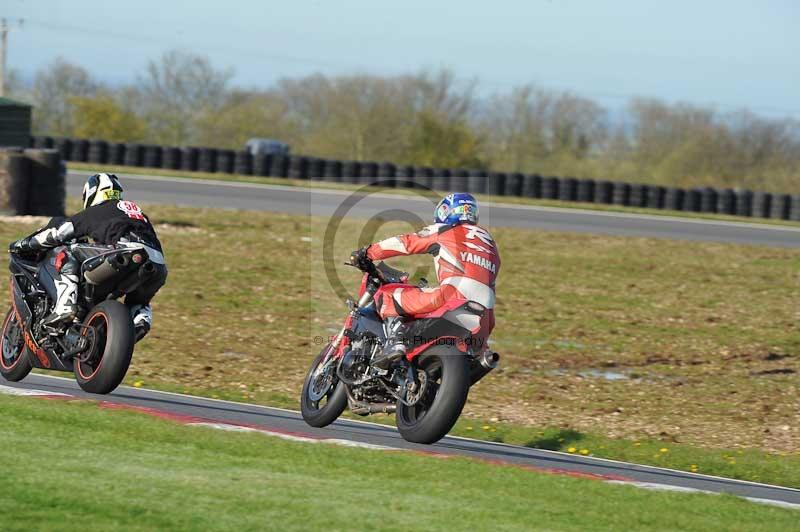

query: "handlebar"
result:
(344, 259), (386, 283)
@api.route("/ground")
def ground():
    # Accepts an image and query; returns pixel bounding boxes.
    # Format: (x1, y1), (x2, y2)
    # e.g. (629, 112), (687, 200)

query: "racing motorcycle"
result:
(300, 259), (500, 444)
(1, 243), (159, 394)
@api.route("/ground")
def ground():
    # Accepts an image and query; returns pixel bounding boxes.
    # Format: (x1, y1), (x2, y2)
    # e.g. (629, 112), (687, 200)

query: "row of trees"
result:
(10, 51), (800, 191)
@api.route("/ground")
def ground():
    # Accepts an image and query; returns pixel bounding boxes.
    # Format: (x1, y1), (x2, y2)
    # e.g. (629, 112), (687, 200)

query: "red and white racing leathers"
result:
(367, 222), (500, 337)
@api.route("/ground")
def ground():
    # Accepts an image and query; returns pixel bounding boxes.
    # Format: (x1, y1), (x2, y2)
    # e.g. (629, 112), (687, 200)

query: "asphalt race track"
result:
(3, 374), (799, 509)
(66, 171), (800, 248)
(51, 171), (800, 507)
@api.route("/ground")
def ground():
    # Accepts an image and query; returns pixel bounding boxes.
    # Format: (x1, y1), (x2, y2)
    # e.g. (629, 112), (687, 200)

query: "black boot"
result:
(372, 318), (408, 370)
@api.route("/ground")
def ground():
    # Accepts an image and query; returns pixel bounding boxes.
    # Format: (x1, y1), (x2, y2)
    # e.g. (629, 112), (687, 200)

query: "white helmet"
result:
(82, 173), (123, 209)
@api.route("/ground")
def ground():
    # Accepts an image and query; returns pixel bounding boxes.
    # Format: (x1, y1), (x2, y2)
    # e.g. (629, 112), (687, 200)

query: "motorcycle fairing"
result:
(7, 273), (70, 371)
(353, 305), (385, 339)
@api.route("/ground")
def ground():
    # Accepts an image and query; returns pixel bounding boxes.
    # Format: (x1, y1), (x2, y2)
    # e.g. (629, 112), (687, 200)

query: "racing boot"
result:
(130, 304), (152, 342)
(42, 273), (79, 327)
(372, 317), (408, 370)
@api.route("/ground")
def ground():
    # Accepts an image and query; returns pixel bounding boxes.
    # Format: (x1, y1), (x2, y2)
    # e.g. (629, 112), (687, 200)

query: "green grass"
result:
(2, 201), (798, 487)
(67, 161), (800, 228)
(0, 394), (796, 531)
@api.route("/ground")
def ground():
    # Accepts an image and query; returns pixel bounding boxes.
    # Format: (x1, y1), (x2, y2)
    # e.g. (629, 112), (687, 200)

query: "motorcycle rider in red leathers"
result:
(351, 193), (500, 369)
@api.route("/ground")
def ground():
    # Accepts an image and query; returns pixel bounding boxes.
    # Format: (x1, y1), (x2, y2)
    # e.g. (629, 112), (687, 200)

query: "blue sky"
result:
(8, 0), (799, 117)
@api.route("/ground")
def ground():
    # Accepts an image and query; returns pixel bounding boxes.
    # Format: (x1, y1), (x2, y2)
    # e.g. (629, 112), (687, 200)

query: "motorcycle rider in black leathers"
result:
(8, 173), (167, 341)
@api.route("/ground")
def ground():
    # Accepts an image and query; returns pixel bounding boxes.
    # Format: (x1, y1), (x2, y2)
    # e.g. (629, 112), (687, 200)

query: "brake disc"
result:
(403, 369), (428, 406)
(308, 360), (334, 402)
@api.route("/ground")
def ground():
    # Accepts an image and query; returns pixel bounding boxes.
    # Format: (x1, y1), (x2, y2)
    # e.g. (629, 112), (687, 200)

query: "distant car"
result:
(245, 138), (290, 157)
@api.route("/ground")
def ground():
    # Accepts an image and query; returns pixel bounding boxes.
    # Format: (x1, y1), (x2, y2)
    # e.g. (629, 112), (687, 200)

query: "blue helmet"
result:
(434, 193), (479, 225)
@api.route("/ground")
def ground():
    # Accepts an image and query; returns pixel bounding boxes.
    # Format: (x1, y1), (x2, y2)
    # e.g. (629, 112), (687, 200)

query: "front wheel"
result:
(396, 346), (470, 444)
(0, 308), (32, 382)
(74, 300), (135, 394)
(300, 345), (347, 428)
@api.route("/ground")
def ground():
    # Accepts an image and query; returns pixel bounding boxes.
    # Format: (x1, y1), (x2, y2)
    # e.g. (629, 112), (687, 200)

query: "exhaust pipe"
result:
(470, 351), (500, 386)
(350, 403), (396, 416)
(478, 350), (500, 370)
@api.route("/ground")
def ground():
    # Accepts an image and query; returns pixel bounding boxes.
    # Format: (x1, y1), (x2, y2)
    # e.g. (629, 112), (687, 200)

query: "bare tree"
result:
(137, 50), (233, 145)
(31, 58), (98, 135)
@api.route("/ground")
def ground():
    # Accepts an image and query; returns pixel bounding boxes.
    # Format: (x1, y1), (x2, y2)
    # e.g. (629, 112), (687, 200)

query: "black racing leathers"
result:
(27, 199), (163, 252)
(17, 199), (167, 311)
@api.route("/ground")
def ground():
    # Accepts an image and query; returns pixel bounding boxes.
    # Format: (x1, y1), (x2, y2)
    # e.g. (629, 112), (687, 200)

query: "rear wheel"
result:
(0, 308), (32, 382)
(74, 300), (135, 394)
(300, 345), (347, 427)
(396, 346), (470, 444)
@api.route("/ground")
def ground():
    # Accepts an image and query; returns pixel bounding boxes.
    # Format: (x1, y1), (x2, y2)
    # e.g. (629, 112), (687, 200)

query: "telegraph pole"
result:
(0, 18), (24, 97)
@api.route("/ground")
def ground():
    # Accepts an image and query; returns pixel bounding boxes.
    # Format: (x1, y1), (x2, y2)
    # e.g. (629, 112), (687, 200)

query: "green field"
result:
(1, 199), (798, 487)
(0, 394), (795, 531)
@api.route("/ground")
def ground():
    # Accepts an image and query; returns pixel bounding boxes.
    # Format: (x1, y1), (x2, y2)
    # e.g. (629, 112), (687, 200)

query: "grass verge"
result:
(0, 394), (796, 531)
(67, 161), (800, 228)
(2, 201), (798, 487)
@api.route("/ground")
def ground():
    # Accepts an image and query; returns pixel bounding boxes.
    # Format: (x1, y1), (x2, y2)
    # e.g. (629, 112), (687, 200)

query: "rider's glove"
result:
(350, 246), (372, 271)
(8, 238), (32, 255)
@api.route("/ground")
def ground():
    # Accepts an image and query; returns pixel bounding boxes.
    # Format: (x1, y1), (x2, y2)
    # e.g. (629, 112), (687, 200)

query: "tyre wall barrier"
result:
(234, 151), (253, 176)
(541, 176), (560, 200)
(356, 161), (376, 185)
(612, 182), (631, 206)
(415, 166), (434, 190)
(253, 153), (270, 176)
(124, 144), (144, 167)
(791, 196), (800, 222)
(735, 190), (753, 217)
(32, 136), (54, 149)
(217, 149), (235, 174)
(307, 157), (324, 180)
(54, 137), (73, 160)
(753, 192), (771, 218)
(33, 134), (799, 221)
(771, 194), (791, 220)
(377, 162), (396, 181)
(664, 188), (684, 211)
(523, 174), (542, 198)
(629, 183), (648, 208)
(24, 148), (65, 216)
(450, 169), (469, 193)
(163, 147), (182, 170)
(647, 186), (665, 210)
(289, 155), (309, 180)
(505, 172), (523, 197)
(88, 140), (108, 164)
(467, 169), (487, 194)
(717, 189), (736, 215)
(595, 180), (613, 204)
(181, 147), (199, 172)
(143, 145), (163, 169)
(341, 160), (360, 184)
(562, 177), (580, 202)
(487, 171), (506, 196)
(0, 149), (30, 215)
(107, 143), (125, 166)
(323, 160), (342, 182)
(271, 155), (289, 178)
(70, 139), (89, 162)
(699, 187), (718, 213)
(197, 148), (217, 173)
(576, 179), (595, 202)
(432, 168), (451, 192)
(396, 165), (415, 188)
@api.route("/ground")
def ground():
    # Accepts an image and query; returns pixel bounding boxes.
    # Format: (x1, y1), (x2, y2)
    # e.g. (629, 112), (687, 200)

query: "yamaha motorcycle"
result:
(300, 260), (500, 444)
(1, 243), (159, 394)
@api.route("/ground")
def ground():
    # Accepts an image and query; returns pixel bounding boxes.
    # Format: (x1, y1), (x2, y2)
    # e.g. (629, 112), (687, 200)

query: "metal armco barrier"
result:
(33, 135), (799, 221)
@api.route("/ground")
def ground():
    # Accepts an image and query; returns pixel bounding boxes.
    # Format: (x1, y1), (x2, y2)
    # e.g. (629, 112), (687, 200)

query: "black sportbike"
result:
(2, 243), (159, 393)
